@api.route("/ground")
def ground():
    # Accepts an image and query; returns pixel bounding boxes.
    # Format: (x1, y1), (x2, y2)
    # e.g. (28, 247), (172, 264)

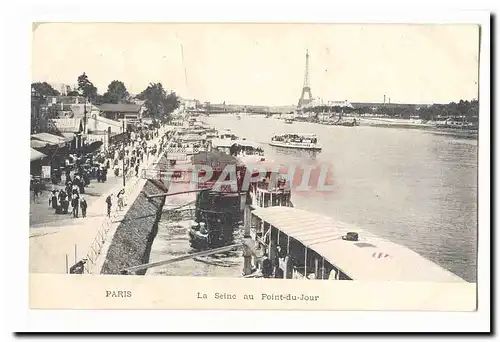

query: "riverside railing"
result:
(71, 128), (178, 274)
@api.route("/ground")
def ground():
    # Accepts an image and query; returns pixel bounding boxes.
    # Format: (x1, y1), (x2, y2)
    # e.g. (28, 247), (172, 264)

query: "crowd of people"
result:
(49, 175), (88, 218)
(32, 125), (172, 222)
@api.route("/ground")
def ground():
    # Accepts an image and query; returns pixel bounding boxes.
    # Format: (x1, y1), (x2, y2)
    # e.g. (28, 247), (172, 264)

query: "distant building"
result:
(183, 99), (200, 109)
(49, 83), (78, 96)
(350, 102), (427, 110)
(46, 95), (88, 106)
(326, 100), (353, 108)
(45, 96), (101, 119)
(301, 98), (353, 109)
(96, 103), (144, 121)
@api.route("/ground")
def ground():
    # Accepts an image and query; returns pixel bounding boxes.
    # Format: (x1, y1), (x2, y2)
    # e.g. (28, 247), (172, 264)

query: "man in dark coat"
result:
(105, 194), (112, 217)
(80, 197), (88, 218)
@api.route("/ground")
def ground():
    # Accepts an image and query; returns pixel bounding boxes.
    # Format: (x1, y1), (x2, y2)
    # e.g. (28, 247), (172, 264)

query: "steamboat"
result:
(270, 133), (322, 152)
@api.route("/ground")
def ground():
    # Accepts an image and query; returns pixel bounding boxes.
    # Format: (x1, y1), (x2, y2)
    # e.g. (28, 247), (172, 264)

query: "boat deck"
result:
(251, 206), (465, 282)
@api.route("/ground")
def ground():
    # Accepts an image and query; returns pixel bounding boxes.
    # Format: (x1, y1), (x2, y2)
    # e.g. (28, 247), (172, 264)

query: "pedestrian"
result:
(102, 168), (108, 182)
(60, 191), (69, 214)
(80, 196), (87, 218)
(106, 194), (112, 217)
(32, 180), (40, 203)
(135, 164), (139, 177)
(66, 181), (72, 199)
(117, 190), (124, 211)
(72, 193), (79, 218)
(49, 190), (57, 208)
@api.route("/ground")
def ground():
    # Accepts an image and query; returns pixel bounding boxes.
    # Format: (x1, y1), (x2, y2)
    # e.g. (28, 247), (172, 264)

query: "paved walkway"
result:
(29, 126), (173, 274)
(92, 128), (178, 274)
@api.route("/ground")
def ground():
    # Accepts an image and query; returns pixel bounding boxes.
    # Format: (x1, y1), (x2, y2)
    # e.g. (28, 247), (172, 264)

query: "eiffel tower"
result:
(297, 50), (313, 108)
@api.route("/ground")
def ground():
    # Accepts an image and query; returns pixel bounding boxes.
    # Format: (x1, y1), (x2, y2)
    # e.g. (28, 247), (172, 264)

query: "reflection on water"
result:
(204, 115), (478, 282)
(269, 146), (320, 160)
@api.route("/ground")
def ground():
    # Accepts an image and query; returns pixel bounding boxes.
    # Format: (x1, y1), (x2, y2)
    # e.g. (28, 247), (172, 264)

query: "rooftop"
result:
(96, 103), (142, 113)
(30, 148), (47, 162)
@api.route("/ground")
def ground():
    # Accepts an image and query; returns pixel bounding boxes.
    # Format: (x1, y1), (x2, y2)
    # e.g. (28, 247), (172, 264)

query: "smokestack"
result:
(389, 97), (391, 104)
(383, 95), (386, 104)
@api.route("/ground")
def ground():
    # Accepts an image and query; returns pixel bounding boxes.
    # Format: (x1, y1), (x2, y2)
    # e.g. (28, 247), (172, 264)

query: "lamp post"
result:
(122, 117), (126, 187)
(31, 88), (37, 134)
(83, 100), (88, 148)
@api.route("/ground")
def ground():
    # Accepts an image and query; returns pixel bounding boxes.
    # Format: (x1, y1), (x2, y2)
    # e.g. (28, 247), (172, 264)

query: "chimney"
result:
(389, 97), (391, 104)
(383, 95), (386, 104)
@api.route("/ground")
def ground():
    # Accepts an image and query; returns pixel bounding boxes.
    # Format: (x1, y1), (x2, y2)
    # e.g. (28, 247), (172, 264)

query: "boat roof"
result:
(238, 155), (268, 165)
(251, 206), (465, 282)
(233, 140), (261, 148)
(239, 157), (289, 175)
(275, 133), (317, 137)
(177, 134), (207, 141)
(211, 139), (261, 149)
(192, 150), (245, 168)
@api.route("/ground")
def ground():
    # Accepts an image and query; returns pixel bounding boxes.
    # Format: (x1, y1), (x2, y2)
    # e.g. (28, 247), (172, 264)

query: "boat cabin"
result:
(172, 134), (209, 154)
(248, 206), (465, 282)
(218, 129), (239, 140)
(271, 133), (318, 144)
(211, 139), (264, 158)
(243, 160), (292, 208)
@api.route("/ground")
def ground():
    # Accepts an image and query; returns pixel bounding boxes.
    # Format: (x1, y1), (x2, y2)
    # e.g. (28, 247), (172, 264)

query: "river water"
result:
(200, 115), (478, 282)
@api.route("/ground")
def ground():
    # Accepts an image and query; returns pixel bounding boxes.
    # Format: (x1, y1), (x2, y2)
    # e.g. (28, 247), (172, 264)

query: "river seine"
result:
(204, 115), (478, 282)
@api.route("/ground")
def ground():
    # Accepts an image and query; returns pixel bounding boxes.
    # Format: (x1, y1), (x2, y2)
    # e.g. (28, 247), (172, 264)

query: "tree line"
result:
(302, 99), (479, 121)
(31, 72), (180, 123)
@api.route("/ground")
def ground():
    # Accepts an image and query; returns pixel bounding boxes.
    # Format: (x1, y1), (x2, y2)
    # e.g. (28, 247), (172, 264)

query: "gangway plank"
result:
(144, 189), (208, 199)
(121, 243), (243, 274)
(144, 189), (250, 199)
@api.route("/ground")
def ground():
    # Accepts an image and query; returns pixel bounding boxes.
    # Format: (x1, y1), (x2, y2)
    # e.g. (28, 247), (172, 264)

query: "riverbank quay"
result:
(360, 117), (478, 138)
(145, 190), (245, 278)
(29, 124), (174, 274)
(360, 117), (434, 128)
(92, 126), (180, 274)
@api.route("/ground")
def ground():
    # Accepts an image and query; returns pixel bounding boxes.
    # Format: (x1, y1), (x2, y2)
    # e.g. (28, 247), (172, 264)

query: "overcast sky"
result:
(32, 23), (480, 106)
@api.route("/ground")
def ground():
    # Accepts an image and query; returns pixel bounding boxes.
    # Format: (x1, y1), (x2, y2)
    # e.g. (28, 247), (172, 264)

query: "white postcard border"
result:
(2, 0), (492, 334)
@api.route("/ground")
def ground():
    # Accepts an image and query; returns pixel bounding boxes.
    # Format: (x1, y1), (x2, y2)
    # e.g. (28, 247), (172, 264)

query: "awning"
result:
(30, 148), (47, 162)
(61, 133), (76, 140)
(31, 133), (71, 146)
(31, 140), (49, 149)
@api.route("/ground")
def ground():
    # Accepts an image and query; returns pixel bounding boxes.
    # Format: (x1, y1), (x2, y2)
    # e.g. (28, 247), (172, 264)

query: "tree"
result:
(162, 91), (180, 116)
(67, 90), (80, 96)
(416, 99), (479, 121)
(102, 80), (130, 104)
(137, 82), (180, 121)
(77, 72), (98, 101)
(31, 82), (60, 97)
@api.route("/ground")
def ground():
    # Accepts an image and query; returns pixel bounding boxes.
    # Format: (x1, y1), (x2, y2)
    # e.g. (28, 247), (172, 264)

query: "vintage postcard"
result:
(27, 18), (486, 317)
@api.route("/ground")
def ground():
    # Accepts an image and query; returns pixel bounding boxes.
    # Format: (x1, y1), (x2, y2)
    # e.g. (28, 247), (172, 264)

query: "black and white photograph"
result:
(20, 16), (489, 323)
